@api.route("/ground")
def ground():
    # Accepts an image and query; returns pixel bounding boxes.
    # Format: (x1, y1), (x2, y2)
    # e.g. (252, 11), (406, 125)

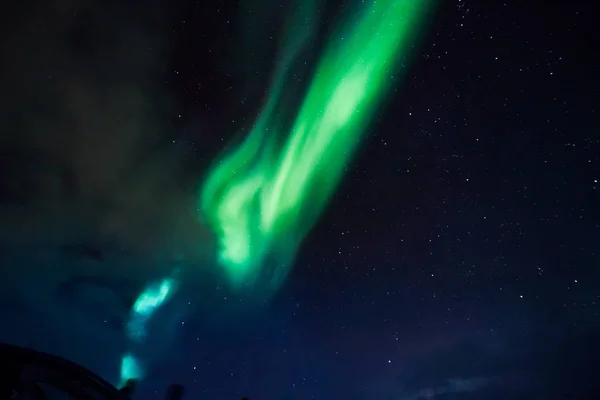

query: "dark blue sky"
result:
(1, 0), (599, 399)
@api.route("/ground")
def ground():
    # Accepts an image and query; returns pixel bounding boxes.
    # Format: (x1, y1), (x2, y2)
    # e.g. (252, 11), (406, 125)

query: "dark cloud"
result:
(0, 0), (208, 256)
(0, 0), (213, 382)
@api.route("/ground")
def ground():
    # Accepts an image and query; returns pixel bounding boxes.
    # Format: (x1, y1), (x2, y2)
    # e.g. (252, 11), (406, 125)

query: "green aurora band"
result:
(119, 0), (434, 386)
(200, 0), (434, 290)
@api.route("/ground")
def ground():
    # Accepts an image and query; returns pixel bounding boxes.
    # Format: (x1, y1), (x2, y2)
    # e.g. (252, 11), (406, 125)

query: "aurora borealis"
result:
(121, 0), (433, 383)
(1, 0), (599, 398)
(200, 0), (432, 290)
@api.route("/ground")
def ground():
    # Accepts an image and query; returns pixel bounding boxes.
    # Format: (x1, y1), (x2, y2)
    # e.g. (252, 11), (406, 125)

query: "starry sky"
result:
(0, 0), (599, 399)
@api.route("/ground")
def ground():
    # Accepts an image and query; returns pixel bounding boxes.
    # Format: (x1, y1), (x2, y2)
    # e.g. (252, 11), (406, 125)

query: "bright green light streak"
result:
(118, 277), (176, 385)
(132, 278), (174, 316)
(201, 0), (433, 289)
(127, 278), (176, 340)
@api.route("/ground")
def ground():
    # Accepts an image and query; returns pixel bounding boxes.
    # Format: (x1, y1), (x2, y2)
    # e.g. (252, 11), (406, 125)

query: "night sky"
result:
(1, 0), (599, 399)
